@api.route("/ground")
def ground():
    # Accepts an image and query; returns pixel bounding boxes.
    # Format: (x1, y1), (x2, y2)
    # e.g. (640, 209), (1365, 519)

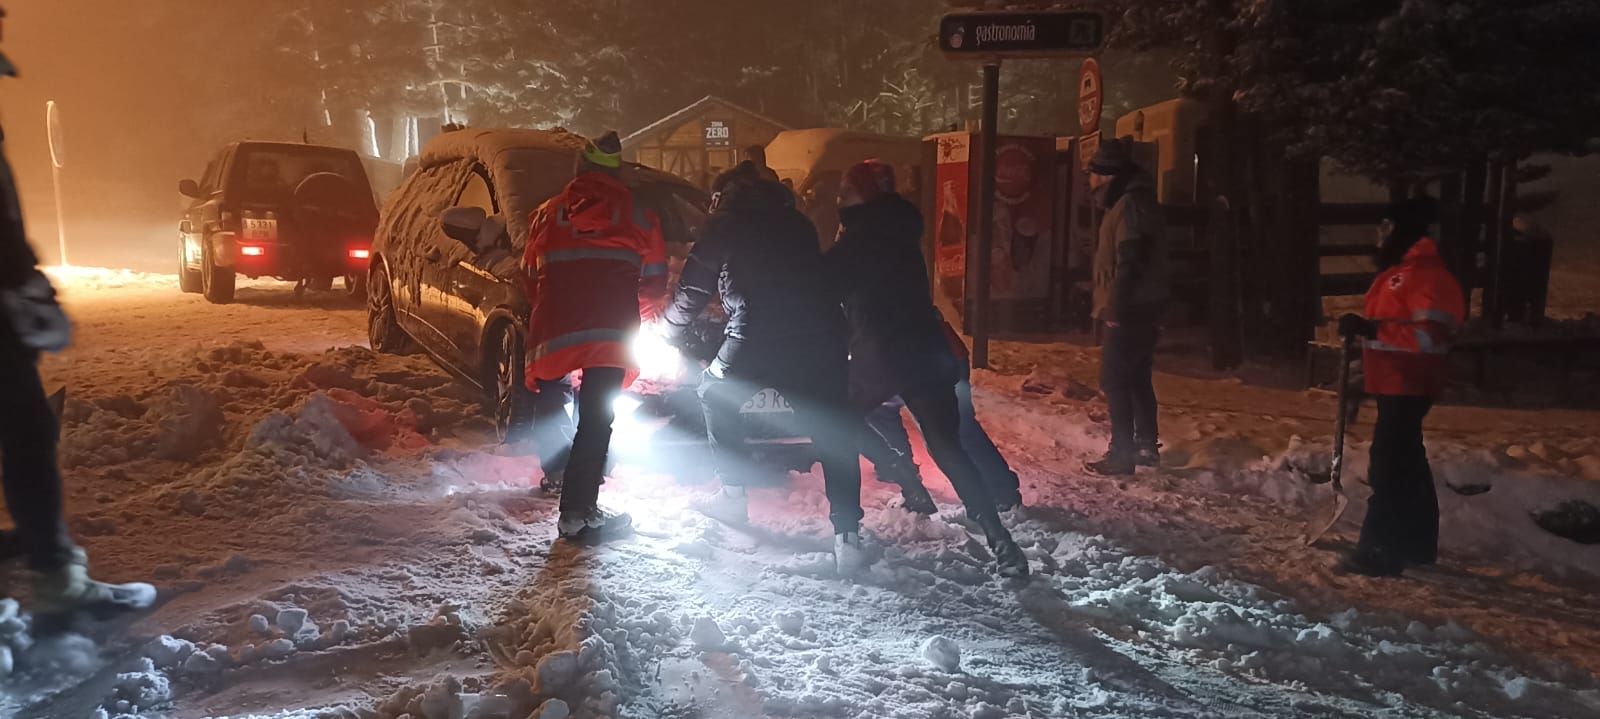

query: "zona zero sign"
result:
(939, 11), (1106, 58)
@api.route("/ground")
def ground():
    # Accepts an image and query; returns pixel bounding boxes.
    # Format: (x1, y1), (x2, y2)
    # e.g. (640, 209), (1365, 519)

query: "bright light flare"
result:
(240, 246), (266, 256)
(632, 321), (682, 382)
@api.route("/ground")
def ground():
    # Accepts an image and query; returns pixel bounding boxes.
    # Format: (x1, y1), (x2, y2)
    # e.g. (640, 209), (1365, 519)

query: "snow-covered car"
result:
(367, 128), (711, 440)
(178, 142), (379, 303)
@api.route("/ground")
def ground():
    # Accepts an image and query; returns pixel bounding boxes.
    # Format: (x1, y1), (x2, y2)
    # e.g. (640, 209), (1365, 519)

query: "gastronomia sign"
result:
(939, 11), (1105, 58)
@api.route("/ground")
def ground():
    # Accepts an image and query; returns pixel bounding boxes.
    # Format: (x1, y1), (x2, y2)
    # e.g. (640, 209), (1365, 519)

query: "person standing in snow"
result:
(1085, 137), (1171, 476)
(825, 159), (1028, 578)
(860, 319), (1024, 513)
(0, 13), (156, 623)
(742, 145), (781, 184)
(662, 162), (871, 573)
(523, 130), (667, 543)
(1336, 198), (1464, 577)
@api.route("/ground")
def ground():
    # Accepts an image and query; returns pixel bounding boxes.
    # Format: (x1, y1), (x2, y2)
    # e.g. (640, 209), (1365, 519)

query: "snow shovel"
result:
(1303, 335), (1356, 546)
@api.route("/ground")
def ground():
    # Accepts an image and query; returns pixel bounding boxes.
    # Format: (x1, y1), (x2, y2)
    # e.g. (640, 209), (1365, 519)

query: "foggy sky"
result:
(5, 1), (203, 271)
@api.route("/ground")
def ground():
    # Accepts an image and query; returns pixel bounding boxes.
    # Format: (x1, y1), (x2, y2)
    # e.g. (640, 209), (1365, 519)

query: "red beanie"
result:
(843, 159), (896, 203)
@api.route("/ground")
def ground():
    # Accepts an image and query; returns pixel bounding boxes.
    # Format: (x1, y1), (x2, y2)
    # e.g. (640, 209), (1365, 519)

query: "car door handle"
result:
(425, 247), (442, 262)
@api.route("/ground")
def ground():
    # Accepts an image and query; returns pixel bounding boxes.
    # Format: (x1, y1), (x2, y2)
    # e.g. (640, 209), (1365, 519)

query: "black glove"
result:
(1337, 313), (1376, 339)
(1, 269), (71, 352)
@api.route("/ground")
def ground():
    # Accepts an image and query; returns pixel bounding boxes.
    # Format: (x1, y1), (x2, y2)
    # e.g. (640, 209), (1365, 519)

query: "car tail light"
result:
(240, 246), (265, 257)
(348, 248), (371, 260)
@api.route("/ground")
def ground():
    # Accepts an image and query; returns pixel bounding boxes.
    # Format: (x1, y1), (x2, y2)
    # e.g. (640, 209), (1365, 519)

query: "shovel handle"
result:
(1330, 334), (1358, 491)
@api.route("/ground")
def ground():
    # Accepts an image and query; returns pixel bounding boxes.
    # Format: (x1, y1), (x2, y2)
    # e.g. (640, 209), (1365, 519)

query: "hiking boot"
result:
(879, 460), (936, 515)
(691, 486), (749, 525)
(974, 513), (1030, 578)
(1085, 449), (1136, 476)
(1334, 550), (1404, 578)
(32, 551), (157, 629)
(1134, 443), (1161, 468)
(539, 470), (564, 495)
(556, 506), (634, 543)
(834, 531), (868, 576)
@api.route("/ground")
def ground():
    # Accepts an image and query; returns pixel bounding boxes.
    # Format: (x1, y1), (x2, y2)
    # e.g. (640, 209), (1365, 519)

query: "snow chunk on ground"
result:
(920, 635), (961, 672)
(689, 616), (725, 650)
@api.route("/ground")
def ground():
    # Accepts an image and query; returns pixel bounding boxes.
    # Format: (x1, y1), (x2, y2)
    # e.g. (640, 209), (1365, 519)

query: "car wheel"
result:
(343, 273), (366, 300)
(200, 239), (235, 304)
(488, 322), (534, 444)
(178, 238), (202, 294)
(367, 264), (413, 354)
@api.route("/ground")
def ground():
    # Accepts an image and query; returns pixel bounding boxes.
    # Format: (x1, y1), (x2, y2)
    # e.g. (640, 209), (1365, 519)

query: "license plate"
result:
(740, 388), (792, 414)
(242, 218), (277, 242)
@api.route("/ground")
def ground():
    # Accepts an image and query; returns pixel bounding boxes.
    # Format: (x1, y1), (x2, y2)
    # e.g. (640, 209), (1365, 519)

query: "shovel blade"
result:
(1302, 491), (1350, 546)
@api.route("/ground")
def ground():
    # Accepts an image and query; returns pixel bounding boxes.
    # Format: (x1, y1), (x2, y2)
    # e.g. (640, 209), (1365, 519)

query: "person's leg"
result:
(1400, 398), (1438, 564)
(953, 359), (1021, 503)
(1091, 322), (1137, 473)
(901, 384), (999, 521)
(782, 355), (864, 536)
(1354, 395), (1414, 573)
(697, 372), (757, 488)
(530, 375), (575, 482)
(1129, 322), (1161, 454)
(0, 347), (76, 572)
(559, 367), (624, 516)
(862, 398), (914, 476)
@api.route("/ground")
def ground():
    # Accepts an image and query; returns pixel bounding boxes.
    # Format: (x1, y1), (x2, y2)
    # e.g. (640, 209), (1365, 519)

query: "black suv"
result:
(178, 142), (379, 303)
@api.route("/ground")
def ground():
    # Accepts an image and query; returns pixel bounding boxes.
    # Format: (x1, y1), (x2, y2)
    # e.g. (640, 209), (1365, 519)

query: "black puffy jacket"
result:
(826, 193), (956, 408)
(663, 179), (846, 382)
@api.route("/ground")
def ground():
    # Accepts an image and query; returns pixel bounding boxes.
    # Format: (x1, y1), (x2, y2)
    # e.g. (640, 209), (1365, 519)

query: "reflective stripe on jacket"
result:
(1362, 238), (1464, 397)
(523, 171), (666, 387)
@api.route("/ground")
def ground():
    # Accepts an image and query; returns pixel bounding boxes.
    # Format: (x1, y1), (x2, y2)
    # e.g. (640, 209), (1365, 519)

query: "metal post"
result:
(46, 100), (68, 267)
(972, 61), (1000, 369)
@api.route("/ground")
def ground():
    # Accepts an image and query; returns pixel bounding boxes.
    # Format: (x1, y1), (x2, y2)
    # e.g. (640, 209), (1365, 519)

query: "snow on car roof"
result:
(417, 127), (589, 172)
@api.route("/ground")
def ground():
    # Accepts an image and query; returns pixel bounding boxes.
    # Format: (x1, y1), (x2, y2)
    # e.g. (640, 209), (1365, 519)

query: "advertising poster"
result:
(933, 133), (971, 306)
(989, 136), (1055, 301)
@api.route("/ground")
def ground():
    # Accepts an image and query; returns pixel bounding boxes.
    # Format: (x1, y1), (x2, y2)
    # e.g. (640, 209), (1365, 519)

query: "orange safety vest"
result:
(523, 171), (667, 388)
(1362, 238), (1464, 397)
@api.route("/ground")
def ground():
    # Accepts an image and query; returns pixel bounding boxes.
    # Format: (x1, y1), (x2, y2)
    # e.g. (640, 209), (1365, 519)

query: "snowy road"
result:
(2, 268), (1598, 719)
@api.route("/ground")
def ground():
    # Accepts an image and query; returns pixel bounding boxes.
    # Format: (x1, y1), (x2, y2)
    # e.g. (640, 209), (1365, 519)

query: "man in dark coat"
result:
(1086, 137), (1171, 476)
(663, 162), (872, 573)
(0, 25), (156, 623)
(825, 159), (1028, 578)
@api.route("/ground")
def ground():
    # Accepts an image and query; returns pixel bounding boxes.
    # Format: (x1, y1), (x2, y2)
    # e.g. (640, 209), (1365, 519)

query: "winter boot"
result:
(32, 549), (157, 629)
(834, 531), (868, 576)
(973, 513), (1029, 578)
(692, 485), (749, 525)
(539, 470), (564, 495)
(1333, 549), (1403, 578)
(1085, 448), (1136, 476)
(1133, 441), (1161, 468)
(557, 506), (634, 544)
(880, 461), (936, 515)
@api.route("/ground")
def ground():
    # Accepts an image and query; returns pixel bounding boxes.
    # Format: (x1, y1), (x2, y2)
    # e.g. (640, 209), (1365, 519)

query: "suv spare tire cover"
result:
(292, 172), (367, 220)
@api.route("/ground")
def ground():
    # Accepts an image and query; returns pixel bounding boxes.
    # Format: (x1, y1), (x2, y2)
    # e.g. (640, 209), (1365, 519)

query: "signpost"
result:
(1076, 58), (1103, 168)
(46, 100), (68, 267)
(939, 7), (1106, 368)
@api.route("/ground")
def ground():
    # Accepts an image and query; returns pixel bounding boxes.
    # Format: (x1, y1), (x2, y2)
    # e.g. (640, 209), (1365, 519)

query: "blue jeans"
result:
(863, 360), (1020, 502)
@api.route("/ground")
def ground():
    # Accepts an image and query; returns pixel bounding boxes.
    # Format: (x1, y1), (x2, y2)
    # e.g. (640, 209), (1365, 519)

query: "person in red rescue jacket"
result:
(523, 130), (666, 543)
(1337, 197), (1464, 577)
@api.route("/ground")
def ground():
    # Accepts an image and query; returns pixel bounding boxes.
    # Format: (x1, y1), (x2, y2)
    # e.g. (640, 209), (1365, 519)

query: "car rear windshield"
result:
(230, 147), (373, 210)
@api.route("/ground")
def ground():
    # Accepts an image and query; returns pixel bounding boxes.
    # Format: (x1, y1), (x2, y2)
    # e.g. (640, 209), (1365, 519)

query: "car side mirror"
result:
(441, 206), (487, 245)
(178, 179), (201, 198)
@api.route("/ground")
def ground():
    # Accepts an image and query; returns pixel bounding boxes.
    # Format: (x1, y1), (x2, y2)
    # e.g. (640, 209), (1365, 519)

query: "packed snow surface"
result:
(0, 272), (1596, 718)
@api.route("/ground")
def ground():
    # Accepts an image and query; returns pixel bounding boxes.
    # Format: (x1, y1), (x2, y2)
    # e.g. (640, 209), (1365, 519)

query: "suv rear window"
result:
(230, 147), (371, 209)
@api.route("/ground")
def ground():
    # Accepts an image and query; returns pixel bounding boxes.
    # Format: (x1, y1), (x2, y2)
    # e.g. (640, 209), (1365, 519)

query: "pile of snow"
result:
(43, 265), (177, 295)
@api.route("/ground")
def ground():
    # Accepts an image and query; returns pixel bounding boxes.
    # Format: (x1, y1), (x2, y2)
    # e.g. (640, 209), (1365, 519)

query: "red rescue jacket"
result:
(1362, 238), (1464, 398)
(523, 171), (667, 388)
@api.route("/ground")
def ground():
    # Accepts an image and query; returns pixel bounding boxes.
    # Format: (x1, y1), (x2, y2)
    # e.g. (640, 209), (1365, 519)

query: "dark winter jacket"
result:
(0, 128), (37, 290)
(826, 193), (958, 409)
(663, 178), (846, 382)
(1092, 171), (1170, 324)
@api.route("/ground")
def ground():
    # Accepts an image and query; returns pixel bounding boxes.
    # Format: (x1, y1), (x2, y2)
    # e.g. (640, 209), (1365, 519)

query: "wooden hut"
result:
(621, 96), (789, 188)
